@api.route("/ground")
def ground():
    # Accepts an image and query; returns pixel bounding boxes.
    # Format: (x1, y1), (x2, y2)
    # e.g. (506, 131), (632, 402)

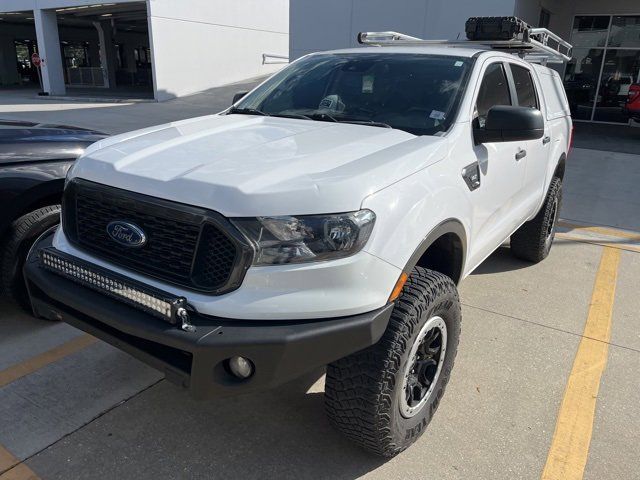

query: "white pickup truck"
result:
(25, 18), (572, 456)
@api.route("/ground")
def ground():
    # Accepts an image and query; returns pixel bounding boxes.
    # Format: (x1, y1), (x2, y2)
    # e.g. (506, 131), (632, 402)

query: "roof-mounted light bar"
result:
(357, 17), (572, 64)
(357, 31), (422, 44)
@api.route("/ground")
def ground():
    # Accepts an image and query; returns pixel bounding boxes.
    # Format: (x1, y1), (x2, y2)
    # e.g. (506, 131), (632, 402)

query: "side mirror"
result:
(232, 91), (249, 105)
(474, 105), (544, 144)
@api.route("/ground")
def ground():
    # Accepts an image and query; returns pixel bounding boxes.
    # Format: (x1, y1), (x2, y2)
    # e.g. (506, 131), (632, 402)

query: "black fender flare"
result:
(553, 152), (566, 181)
(402, 218), (467, 284)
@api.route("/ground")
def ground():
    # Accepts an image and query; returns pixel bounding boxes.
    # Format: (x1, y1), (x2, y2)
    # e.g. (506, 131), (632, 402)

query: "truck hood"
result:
(0, 122), (106, 164)
(70, 114), (448, 216)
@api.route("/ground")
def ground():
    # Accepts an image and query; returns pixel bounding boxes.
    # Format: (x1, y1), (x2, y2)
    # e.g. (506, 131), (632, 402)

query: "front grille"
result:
(62, 179), (253, 294)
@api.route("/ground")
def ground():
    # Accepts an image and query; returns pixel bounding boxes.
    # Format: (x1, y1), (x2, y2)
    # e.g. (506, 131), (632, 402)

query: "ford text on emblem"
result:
(106, 221), (147, 248)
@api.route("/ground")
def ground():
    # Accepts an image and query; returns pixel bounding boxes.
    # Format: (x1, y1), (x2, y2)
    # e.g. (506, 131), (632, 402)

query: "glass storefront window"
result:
(565, 15), (640, 123)
(571, 16), (610, 48)
(564, 48), (604, 120)
(608, 16), (640, 48)
(593, 49), (640, 122)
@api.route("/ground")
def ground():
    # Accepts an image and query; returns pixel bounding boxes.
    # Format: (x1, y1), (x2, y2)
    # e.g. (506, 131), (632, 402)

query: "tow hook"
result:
(177, 307), (196, 333)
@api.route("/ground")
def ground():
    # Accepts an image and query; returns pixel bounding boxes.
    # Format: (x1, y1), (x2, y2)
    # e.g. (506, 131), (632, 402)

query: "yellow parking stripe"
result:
(541, 247), (620, 480)
(0, 335), (96, 388)
(555, 233), (640, 254)
(0, 463), (40, 480)
(558, 220), (640, 242)
(0, 445), (39, 480)
(0, 446), (19, 473)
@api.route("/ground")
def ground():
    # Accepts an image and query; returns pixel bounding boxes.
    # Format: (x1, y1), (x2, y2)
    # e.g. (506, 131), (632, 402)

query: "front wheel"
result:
(510, 177), (562, 263)
(324, 267), (461, 457)
(1, 205), (61, 312)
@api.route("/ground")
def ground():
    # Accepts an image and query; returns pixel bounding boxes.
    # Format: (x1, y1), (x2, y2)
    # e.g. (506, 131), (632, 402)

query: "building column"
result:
(94, 20), (117, 88)
(33, 8), (66, 95)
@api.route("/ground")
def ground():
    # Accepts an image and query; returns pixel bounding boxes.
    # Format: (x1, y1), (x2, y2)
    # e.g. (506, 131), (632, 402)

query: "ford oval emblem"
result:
(106, 221), (147, 248)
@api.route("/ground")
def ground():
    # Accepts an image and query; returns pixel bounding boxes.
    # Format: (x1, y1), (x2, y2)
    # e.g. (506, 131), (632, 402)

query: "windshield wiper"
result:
(308, 112), (391, 129)
(239, 109), (392, 129)
(270, 113), (312, 120)
(337, 119), (392, 129)
(227, 107), (269, 116)
(307, 112), (338, 122)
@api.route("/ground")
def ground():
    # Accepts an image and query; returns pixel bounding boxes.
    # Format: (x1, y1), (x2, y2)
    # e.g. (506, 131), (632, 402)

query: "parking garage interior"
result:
(0, 2), (153, 99)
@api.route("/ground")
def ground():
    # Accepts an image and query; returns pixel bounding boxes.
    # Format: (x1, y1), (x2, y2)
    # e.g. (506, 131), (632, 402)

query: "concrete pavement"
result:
(0, 77), (264, 135)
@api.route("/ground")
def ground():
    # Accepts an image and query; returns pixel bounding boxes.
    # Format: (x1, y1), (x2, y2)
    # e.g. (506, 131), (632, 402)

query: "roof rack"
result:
(357, 18), (572, 65)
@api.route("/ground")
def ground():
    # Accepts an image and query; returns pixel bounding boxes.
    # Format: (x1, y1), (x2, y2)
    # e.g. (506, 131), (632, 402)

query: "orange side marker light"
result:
(388, 272), (409, 302)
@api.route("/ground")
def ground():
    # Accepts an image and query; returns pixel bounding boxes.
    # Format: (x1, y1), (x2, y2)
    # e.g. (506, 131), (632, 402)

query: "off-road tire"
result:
(1, 205), (61, 312)
(510, 177), (562, 263)
(324, 267), (461, 457)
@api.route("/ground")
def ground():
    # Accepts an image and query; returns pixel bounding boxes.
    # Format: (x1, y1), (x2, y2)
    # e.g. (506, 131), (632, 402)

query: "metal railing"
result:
(66, 67), (105, 87)
(357, 28), (573, 64)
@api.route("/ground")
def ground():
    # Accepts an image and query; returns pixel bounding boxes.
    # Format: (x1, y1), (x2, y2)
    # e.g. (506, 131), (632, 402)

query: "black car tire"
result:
(510, 177), (562, 263)
(1, 205), (61, 312)
(324, 267), (461, 457)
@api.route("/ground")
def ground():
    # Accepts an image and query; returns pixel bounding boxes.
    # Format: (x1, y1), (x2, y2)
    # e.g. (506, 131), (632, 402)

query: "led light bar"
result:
(39, 248), (187, 324)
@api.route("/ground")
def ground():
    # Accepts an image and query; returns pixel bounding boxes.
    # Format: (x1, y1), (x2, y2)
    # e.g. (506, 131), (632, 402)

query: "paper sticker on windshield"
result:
(362, 75), (374, 93)
(430, 110), (446, 120)
(318, 95), (345, 112)
(454, 60), (464, 67)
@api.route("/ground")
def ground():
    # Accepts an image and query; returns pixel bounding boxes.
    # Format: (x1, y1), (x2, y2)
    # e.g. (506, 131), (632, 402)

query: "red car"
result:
(625, 83), (640, 121)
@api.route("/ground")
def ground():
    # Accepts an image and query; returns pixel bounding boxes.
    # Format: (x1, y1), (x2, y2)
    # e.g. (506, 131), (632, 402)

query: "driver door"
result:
(466, 61), (528, 269)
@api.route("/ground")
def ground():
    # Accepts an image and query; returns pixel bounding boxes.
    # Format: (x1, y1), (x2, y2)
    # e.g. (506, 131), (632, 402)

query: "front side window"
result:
(475, 63), (512, 125)
(235, 53), (474, 136)
(510, 64), (538, 108)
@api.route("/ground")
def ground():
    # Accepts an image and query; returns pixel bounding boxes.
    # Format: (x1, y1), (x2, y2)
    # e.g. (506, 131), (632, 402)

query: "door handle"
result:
(515, 149), (527, 160)
(542, 136), (551, 145)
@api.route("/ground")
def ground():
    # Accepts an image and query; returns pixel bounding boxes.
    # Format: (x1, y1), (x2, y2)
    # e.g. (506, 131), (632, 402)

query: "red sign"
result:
(31, 53), (42, 67)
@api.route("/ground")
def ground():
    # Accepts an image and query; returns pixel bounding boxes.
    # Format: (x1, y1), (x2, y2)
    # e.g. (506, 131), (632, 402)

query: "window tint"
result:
(237, 53), (474, 136)
(510, 64), (538, 108)
(476, 63), (511, 122)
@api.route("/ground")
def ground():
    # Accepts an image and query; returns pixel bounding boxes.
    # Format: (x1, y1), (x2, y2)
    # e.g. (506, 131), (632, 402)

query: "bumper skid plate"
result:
(25, 233), (394, 399)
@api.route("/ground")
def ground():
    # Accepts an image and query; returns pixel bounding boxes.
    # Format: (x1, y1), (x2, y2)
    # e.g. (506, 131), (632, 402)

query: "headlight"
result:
(232, 209), (375, 265)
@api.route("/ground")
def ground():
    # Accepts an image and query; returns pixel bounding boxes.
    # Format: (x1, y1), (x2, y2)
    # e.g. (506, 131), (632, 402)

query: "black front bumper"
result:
(24, 234), (393, 399)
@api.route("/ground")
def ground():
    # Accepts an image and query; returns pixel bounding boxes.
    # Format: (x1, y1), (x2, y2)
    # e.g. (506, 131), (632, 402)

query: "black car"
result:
(1, 120), (106, 310)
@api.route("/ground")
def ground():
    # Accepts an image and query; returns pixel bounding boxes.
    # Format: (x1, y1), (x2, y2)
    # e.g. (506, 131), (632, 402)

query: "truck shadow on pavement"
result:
(471, 246), (531, 275)
(32, 366), (389, 479)
(1, 299), (389, 479)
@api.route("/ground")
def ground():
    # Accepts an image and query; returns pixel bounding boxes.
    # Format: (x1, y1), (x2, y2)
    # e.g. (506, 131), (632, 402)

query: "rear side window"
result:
(538, 71), (570, 119)
(476, 63), (511, 124)
(510, 64), (538, 108)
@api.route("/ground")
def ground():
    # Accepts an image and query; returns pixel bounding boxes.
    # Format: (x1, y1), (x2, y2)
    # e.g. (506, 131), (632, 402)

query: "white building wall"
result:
(289, 0), (516, 60)
(147, 0), (289, 101)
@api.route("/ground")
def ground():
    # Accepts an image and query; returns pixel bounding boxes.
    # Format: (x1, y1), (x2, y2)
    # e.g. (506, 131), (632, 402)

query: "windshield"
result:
(234, 53), (473, 136)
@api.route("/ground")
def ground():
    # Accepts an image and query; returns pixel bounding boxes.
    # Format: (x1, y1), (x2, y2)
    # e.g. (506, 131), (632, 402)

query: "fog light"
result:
(228, 356), (254, 379)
